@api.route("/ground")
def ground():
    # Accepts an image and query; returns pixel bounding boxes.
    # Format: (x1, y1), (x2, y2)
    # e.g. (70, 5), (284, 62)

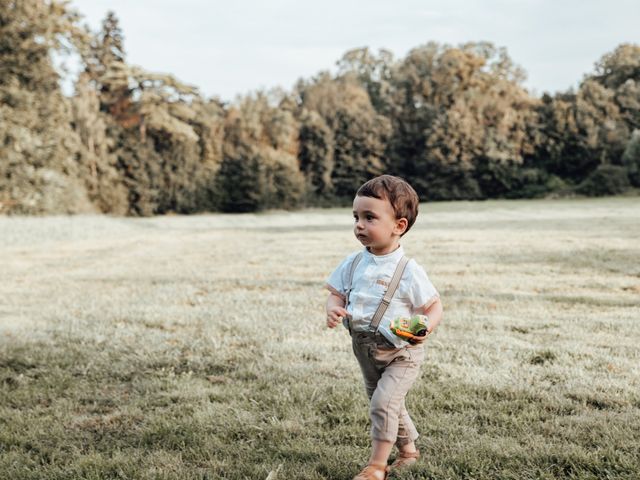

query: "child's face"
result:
(352, 195), (407, 255)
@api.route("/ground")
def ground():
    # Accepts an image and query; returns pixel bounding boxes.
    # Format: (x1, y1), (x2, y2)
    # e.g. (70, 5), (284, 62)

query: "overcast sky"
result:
(69, 0), (640, 101)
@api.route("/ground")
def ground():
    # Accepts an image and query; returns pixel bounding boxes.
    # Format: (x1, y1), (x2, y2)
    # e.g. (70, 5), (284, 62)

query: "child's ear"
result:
(395, 217), (408, 235)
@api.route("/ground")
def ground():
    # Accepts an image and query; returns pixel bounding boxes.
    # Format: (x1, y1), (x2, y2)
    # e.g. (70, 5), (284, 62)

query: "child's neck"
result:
(367, 241), (401, 256)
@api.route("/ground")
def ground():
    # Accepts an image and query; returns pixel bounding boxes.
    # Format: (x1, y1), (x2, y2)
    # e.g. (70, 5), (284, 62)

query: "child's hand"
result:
(326, 306), (348, 328)
(409, 326), (432, 345)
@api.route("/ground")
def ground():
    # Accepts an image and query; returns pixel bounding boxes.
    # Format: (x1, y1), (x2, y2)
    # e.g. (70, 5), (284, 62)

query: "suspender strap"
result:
(345, 252), (363, 308)
(369, 255), (410, 334)
(344, 251), (410, 335)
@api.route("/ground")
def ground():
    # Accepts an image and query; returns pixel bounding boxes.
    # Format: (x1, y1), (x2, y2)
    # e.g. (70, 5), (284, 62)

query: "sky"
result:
(68, 0), (640, 102)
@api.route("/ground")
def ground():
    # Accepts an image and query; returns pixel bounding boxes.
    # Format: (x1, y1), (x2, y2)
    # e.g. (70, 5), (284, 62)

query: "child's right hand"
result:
(326, 306), (348, 328)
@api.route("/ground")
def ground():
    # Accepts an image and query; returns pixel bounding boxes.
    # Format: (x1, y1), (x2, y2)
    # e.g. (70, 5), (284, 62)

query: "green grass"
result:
(1, 196), (639, 479)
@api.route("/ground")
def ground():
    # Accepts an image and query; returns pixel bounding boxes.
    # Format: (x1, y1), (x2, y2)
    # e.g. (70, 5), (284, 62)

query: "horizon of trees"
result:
(1, 0), (639, 215)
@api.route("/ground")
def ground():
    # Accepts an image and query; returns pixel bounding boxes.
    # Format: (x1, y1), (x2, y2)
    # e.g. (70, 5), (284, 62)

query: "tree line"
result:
(1, 0), (639, 215)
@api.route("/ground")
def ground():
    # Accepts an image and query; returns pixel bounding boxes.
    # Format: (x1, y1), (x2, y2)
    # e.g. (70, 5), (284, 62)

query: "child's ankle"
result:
(399, 442), (417, 453)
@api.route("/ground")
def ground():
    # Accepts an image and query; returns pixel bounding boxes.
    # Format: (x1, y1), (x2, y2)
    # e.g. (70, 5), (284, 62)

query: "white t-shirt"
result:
(326, 245), (439, 348)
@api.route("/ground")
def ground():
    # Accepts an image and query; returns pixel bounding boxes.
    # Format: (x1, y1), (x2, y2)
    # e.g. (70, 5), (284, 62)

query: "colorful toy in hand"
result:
(390, 315), (430, 342)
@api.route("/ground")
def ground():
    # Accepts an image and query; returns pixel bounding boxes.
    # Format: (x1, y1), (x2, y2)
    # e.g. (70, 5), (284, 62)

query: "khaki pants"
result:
(351, 331), (425, 446)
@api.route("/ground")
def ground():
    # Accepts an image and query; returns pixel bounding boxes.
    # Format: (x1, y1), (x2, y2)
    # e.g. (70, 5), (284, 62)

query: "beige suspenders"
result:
(343, 252), (363, 331)
(369, 255), (410, 333)
(344, 252), (411, 334)
(344, 252), (363, 309)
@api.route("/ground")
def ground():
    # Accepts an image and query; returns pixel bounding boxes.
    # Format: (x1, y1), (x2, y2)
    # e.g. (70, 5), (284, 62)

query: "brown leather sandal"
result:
(390, 448), (420, 468)
(352, 463), (389, 480)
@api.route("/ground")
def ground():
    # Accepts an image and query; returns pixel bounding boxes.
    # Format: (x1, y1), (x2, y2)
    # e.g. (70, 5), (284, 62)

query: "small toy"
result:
(390, 315), (430, 342)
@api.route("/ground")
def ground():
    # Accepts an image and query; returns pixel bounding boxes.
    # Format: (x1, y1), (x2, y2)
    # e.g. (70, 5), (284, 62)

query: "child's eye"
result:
(366, 215), (375, 221)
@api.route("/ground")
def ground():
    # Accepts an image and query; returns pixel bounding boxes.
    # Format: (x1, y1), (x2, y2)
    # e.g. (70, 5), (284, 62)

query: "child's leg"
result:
(352, 343), (381, 399)
(369, 346), (424, 449)
(367, 388), (418, 450)
(351, 335), (424, 471)
(396, 399), (419, 451)
(368, 439), (394, 465)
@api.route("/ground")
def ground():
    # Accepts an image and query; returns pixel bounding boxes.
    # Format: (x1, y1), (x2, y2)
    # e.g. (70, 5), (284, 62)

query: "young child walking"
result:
(325, 175), (443, 480)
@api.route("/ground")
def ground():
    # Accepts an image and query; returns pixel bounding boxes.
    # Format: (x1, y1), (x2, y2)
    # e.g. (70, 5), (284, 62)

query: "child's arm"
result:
(423, 297), (443, 333)
(325, 288), (348, 329)
(412, 297), (443, 343)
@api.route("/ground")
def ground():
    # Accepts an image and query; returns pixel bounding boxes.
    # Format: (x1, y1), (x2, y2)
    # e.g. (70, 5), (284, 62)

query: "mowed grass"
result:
(1, 197), (639, 480)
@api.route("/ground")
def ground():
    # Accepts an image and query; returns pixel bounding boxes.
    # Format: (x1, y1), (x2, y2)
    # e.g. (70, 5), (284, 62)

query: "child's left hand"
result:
(408, 327), (432, 345)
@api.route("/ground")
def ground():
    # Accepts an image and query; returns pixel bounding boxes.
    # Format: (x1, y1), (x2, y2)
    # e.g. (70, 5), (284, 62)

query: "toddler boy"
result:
(325, 175), (443, 480)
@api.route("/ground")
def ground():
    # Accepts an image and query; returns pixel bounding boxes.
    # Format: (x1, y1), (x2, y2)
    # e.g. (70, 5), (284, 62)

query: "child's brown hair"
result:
(356, 175), (420, 236)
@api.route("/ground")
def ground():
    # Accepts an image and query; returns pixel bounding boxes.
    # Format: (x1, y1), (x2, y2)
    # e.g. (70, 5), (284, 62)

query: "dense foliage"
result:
(1, 1), (639, 214)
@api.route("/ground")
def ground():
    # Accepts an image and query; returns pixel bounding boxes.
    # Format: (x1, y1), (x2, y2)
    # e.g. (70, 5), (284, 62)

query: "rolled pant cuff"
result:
(371, 435), (396, 443)
(395, 433), (419, 447)
(371, 432), (419, 444)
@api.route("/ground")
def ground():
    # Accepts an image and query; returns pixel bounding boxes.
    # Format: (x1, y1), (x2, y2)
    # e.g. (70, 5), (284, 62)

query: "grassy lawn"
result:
(1, 197), (639, 479)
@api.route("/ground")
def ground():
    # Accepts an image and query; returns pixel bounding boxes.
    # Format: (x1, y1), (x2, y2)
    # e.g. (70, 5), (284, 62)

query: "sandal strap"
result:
(390, 449), (420, 469)
(398, 448), (420, 459)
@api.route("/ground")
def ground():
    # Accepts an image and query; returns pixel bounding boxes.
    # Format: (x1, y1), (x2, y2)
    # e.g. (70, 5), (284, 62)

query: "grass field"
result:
(1, 197), (639, 480)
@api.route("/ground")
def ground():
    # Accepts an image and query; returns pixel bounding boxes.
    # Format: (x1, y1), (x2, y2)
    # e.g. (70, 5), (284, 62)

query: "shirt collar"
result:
(362, 245), (404, 264)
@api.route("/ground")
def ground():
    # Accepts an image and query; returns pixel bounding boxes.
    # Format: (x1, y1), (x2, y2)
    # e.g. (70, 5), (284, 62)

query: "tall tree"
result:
(113, 67), (223, 215)
(337, 47), (396, 115)
(0, 0), (92, 214)
(218, 92), (304, 212)
(71, 72), (129, 213)
(84, 11), (132, 121)
(536, 79), (629, 188)
(296, 73), (390, 200)
(622, 129), (640, 187)
(297, 109), (335, 200)
(388, 42), (538, 199)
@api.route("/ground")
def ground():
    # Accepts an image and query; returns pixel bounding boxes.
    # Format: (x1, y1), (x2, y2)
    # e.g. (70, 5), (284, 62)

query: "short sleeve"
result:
(408, 261), (439, 310)
(325, 252), (360, 298)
